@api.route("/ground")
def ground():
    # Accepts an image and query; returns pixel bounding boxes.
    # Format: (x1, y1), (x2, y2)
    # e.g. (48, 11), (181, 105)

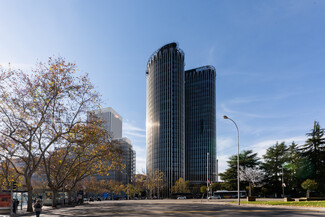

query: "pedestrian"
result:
(14, 199), (19, 213)
(12, 199), (17, 214)
(33, 200), (42, 217)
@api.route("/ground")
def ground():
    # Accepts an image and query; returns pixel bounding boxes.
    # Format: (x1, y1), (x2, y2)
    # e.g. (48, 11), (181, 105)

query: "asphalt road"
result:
(18, 199), (325, 217)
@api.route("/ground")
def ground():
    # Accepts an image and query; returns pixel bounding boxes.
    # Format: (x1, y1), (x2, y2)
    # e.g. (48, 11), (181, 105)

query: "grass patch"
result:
(237, 201), (325, 207)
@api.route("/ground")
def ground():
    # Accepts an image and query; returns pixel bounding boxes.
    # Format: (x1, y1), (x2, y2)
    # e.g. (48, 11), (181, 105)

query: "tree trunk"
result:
(249, 182), (252, 197)
(307, 190), (310, 198)
(52, 190), (57, 208)
(67, 190), (72, 204)
(26, 176), (33, 212)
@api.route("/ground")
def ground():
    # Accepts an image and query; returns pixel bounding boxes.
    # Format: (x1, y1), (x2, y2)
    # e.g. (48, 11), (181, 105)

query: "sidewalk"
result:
(1, 203), (80, 217)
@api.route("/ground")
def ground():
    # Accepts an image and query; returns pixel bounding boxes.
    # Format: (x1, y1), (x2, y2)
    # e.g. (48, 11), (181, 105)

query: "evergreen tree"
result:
(300, 121), (325, 194)
(261, 142), (288, 197)
(219, 150), (260, 190)
(284, 142), (304, 197)
(210, 182), (221, 192)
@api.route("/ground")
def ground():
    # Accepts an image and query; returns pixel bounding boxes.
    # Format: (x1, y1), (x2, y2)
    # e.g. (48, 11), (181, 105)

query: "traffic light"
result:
(12, 181), (17, 190)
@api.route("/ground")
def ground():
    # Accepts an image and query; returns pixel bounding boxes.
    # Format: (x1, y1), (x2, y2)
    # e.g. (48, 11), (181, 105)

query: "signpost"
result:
(9, 181), (18, 217)
(10, 181), (13, 217)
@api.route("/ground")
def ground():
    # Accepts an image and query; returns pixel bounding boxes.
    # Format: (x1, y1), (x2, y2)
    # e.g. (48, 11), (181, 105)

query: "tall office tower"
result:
(146, 43), (185, 193)
(185, 66), (216, 184)
(92, 107), (122, 138)
(90, 107), (136, 185)
(113, 138), (136, 184)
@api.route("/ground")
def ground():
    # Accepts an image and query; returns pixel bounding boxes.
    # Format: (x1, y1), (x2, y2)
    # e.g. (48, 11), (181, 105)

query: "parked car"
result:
(177, 196), (186, 199)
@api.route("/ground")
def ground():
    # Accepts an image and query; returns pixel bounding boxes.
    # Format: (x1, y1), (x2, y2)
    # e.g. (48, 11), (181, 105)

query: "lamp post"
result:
(282, 166), (285, 198)
(207, 152), (209, 199)
(207, 152), (209, 188)
(223, 115), (240, 205)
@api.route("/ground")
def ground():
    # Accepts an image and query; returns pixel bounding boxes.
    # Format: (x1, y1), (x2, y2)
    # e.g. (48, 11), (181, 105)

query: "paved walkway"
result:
(2, 199), (325, 217)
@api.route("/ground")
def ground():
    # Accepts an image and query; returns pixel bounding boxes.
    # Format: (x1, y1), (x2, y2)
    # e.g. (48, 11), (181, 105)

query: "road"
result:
(18, 199), (325, 217)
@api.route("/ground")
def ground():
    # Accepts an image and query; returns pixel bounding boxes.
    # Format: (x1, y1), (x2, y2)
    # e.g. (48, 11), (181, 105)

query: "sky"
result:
(1, 0), (325, 174)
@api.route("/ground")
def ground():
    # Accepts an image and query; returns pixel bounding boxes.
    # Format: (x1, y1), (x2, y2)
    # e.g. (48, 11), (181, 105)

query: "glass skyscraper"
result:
(90, 107), (136, 185)
(146, 43), (216, 195)
(185, 66), (216, 183)
(146, 43), (185, 193)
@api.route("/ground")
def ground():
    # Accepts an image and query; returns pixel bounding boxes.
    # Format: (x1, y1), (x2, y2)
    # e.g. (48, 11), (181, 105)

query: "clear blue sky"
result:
(1, 0), (325, 173)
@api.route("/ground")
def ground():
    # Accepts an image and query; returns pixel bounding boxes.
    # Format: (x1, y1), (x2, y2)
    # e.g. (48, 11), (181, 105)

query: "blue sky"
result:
(1, 0), (325, 174)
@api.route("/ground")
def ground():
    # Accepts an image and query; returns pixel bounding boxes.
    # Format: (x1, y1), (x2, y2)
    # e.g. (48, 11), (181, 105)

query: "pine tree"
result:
(285, 142), (304, 197)
(300, 121), (325, 194)
(219, 150), (260, 190)
(261, 142), (288, 197)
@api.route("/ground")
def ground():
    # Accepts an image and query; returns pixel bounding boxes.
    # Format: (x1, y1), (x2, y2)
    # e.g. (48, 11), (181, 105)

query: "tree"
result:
(239, 166), (264, 196)
(0, 57), (103, 211)
(133, 173), (147, 198)
(219, 150), (260, 190)
(40, 121), (121, 207)
(0, 158), (23, 190)
(125, 184), (139, 199)
(300, 121), (325, 194)
(261, 187), (268, 198)
(301, 179), (318, 198)
(146, 169), (164, 198)
(82, 177), (109, 196)
(284, 142), (304, 197)
(200, 186), (207, 199)
(261, 142), (288, 197)
(210, 182), (221, 192)
(170, 177), (190, 194)
(108, 181), (125, 198)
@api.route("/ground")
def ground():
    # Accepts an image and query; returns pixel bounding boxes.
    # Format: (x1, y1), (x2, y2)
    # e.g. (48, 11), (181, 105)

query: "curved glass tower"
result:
(185, 66), (216, 184)
(146, 43), (185, 193)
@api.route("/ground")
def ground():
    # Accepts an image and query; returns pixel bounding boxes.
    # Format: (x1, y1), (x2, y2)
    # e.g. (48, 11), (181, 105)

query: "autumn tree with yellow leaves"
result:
(108, 180), (125, 198)
(0, 158), (23, 190)
(146, 169), (165, 198)
(0, 57), (120, 212)
(40, 122), (122, 206)
(79, 177), (110, 199)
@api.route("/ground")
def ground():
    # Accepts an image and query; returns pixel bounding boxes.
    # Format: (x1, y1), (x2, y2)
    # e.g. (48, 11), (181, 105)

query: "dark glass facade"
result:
(94, 138), (135, 185)
(146, 43), (185, 192)
(185, 66), (216, 183)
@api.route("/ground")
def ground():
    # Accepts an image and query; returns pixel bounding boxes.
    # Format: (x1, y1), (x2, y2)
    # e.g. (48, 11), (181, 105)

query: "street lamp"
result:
(282, 166), (285, 198)
(223, 115), (240, 205)
(207, 152), (209, 199)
